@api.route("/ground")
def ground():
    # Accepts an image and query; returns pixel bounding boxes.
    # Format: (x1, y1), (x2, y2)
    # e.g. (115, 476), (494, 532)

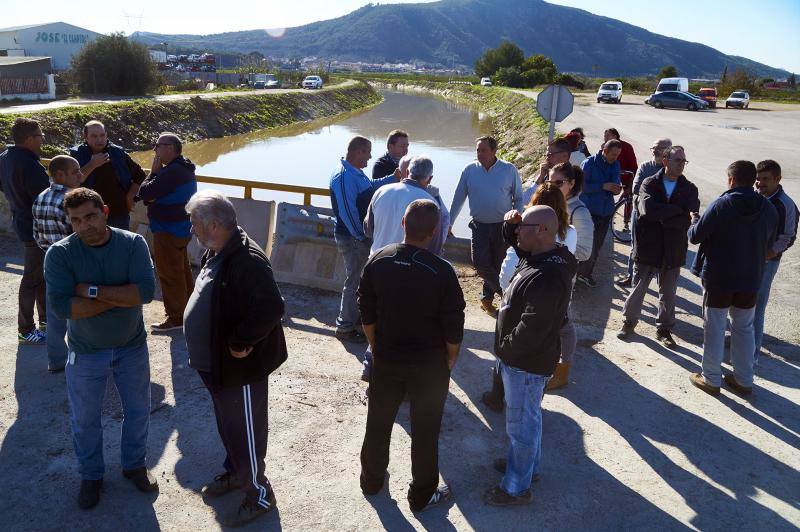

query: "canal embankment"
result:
(367, 80), (549, 179)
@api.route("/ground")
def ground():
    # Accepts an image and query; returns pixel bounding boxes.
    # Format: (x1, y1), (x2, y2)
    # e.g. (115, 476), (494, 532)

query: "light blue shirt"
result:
(449, 158), (523, 224)
(663, 178), (677, 199)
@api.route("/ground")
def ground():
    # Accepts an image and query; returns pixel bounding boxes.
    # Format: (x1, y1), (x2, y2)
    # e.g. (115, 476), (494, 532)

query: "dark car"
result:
(645, 91), (709, 111)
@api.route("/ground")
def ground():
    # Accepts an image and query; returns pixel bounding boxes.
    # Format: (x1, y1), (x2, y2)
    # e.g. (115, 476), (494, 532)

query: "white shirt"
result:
(499, 225), (577, 292)
(365, 180), (434, 254)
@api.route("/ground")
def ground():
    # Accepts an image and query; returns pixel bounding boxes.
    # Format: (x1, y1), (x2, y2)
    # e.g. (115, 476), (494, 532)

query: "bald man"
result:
(483, 205), (577, 506)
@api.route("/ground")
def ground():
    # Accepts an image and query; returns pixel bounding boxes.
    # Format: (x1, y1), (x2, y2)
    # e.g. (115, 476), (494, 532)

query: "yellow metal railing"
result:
(42, 159), (330, 205)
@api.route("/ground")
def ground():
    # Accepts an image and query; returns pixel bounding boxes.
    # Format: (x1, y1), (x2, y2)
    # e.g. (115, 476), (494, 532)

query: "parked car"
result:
(596, 81), (623, 103)
(264, 74), (281, 89)
(656, 77), (689, 93)
(253, 81), (266, 89)
(697, 87), (718, 108)
(726, 91), (750, 109)
(302, 75), (323, 89)
(645, 91), (709, 111)
(480, 77), (492, 86)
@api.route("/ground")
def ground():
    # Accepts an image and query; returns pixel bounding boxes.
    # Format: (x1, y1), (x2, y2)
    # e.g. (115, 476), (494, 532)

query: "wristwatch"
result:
(88, 285), (98, 299)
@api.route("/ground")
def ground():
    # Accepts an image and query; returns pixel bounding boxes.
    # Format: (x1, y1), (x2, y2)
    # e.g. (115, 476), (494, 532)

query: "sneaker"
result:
(615, 275), (632, 288)
(480, 298), (498, 318)
(723, 374), (753, 395)
(151, 319), (183, 333)
(222, 491), (277, 528)
(18, 329), (46, 345)
(689, 373), (720, 396)
(48, 362), (66, 373)
(577, 274), (597, 288)
(483, 485), (533, 506)
(656, 330), (677, 349)
(123, 467), (159, 492)
(412, 484), (451, 512)
(201, 472), (236, 497)
(39, 321), (47, 332)
(492, 458), (541, 481)
(78, 479), (103, 510)
(335, 329), (367, 343)
(616, 321), (635, 340)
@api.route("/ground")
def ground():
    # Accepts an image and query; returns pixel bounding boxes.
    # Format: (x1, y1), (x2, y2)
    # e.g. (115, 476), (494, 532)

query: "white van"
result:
(656, 77), (689, 93)
(597, 81), (623, 103)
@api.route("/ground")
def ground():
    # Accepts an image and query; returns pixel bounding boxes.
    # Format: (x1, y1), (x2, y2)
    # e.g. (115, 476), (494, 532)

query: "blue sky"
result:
(3, 0), (798, 73)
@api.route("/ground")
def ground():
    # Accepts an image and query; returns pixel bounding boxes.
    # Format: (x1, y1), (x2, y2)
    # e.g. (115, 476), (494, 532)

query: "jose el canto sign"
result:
(536, 84), (574, 142)
(34, 32), (90, 45)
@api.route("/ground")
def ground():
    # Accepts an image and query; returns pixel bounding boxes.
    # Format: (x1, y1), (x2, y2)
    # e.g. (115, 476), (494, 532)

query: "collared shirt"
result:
(330, 158), (396, 240)
(32, 183), (72, 250)
(449, 158), (523, 224)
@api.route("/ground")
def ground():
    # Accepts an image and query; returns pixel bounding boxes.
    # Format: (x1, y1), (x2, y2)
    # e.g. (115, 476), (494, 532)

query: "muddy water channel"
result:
(131, 90), (493, 236)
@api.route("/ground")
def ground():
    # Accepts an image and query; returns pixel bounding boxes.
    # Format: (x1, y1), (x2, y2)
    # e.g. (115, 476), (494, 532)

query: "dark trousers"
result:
(152, 232), (194, 321)
(577, 214), (612, 278)
(19, 241), (46, 334)
(470, 220), (507, 300)
(360, 356), (450, 511)
(199, 372), (274, 508)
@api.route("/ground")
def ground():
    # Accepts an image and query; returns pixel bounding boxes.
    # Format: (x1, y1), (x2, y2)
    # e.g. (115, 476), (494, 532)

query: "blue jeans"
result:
(753, 259), (780, 362)
(65, 342), (151, 480)
(499, 361), (548, 496)
(45, 286), (68, 367)
(335, 234), (371, 333)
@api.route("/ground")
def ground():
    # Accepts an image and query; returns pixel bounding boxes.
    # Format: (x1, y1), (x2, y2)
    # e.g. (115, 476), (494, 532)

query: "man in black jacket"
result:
(183, 190), (287, 527)
(358, 199), (465, 513)
(0, 117), (50, 344)
(618, 146), (700, 348)
(483, 206), (577, 507)
(371, 129), (409, 179)
(688, 161), (777, 396)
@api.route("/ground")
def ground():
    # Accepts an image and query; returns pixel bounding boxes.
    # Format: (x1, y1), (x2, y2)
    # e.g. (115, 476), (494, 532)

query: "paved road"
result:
(0, 80), (356, 115)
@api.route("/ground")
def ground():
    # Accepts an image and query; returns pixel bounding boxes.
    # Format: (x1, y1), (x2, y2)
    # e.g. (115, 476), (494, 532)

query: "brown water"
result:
(132, 90), (493, 236)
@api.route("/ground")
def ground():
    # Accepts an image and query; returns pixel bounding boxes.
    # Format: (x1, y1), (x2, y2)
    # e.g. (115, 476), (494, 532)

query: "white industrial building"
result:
(0, 22), (100, 70)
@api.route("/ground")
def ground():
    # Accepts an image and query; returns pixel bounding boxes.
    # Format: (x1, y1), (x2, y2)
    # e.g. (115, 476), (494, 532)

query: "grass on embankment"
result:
(368, 80), (549, 179)
(0, 82), (382, 157)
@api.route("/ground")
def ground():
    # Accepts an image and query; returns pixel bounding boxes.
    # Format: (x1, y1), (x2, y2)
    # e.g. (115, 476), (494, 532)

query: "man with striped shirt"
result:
(33, 155), (84, 371)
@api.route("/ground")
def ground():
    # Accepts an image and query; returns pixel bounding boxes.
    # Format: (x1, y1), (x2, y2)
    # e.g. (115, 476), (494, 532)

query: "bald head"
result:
(516, 205), (558, 254)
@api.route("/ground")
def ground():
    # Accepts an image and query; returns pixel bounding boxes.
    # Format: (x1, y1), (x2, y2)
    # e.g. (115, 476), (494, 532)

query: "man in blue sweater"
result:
(577, 140), (623, 287)
(688, 161), (778, 396)
(330, 136), (398, 343)
(138, 133), (197, 332)
(44, 188), (157, 509)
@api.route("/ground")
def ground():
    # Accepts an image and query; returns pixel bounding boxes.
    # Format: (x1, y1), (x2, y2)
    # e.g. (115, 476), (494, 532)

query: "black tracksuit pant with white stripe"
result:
(199, 372), (273, 508)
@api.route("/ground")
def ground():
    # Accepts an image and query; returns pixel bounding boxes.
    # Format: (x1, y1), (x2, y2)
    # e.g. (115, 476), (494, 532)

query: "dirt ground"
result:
(0, 226), (798, 531)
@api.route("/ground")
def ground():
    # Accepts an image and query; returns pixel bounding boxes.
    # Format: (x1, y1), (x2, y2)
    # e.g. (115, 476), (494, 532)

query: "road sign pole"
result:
(548, 85), (560, 142)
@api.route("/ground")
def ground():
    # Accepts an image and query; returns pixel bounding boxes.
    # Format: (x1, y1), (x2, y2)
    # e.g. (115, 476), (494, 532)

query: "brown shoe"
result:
(151, 318), (183, 333)
(689, 373), (720, 396)
(546, 362), (571, 391)
(723, 374), (753, 395)
(480, 298), (498, 318)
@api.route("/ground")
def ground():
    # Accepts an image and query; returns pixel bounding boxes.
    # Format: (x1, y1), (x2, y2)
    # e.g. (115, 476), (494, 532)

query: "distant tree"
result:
(659, 65), (678, 78)
(719, 67), (758, 97)
(555, 73), (584, 89)
(493, 66), (524, 88)
(721, 65), (728, 83)
(475, 41), (525, 77)
(789, 73), (797, 88)
(521, 54), (557, 84)
(71, 33), (160, 95)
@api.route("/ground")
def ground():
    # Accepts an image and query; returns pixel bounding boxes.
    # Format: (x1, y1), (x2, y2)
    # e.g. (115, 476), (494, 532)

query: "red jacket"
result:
(618, 140), (638, 185)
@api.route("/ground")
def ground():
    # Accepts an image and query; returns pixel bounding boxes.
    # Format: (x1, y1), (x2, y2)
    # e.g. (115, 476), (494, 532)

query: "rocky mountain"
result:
(132, 0), (790, 78)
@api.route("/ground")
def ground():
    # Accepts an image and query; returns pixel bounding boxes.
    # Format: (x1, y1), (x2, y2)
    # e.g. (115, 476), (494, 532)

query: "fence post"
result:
(244, 186), (252, 199)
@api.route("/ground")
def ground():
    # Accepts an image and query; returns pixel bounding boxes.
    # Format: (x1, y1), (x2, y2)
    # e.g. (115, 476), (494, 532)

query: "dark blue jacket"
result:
(138, 156), (197, 238)
(0, 146), (50, 242)
(70, 142), (133, 190)
(579, 151), (621, 217)
(689, 186), (778, 292)
(371, 152), (399, 180)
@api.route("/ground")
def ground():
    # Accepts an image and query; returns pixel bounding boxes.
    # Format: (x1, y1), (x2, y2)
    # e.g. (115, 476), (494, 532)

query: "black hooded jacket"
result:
(495, 222), (578, 375)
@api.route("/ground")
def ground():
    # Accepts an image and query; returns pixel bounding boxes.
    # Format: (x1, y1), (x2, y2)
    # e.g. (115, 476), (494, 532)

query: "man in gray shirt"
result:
(449, 136), (523, 317)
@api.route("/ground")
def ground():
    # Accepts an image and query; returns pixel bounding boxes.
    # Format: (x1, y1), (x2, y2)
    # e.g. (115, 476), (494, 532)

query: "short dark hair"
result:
(404, 199), (440, 241)
(64, 187), (104, 212)
(11, 117), (41, 144)
(727, 160), (757, 187)
(476, 135), (497, 151)
(159, 132), (182, 154)
(570, 127), (585, 138)
(549, 138), (571, 154)
(756, 159), (781, 177)
(347, 135), (371, 154)
(83, 120), (105, 136)
(550, 162), (584, 195)
(48, 155), (79, 178)
(604, 128), (620, 140)
(386, 129), (408, 146)
(603, 139), (622, 151)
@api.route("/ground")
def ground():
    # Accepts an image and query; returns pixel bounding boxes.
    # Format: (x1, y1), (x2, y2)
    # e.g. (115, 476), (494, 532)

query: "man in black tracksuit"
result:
(182, 190), (287, 527)
(371, 129), (409, 179)
(483, 206), (577, 506)
(358, 199), (465, 513)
